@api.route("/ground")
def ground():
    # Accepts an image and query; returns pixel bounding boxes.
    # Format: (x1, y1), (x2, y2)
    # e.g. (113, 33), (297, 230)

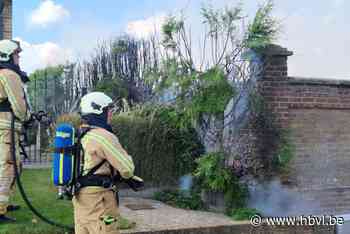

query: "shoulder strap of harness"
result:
(85, 159), (107, 177)
(0, 99), (11, 112)
(75, 126), (91, 178)
(76, 126), (107, 177)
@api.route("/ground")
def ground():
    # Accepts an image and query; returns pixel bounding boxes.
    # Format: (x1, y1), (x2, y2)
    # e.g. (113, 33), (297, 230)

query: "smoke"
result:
(179, 174), (193, 195)
(247, 179), (321, 216)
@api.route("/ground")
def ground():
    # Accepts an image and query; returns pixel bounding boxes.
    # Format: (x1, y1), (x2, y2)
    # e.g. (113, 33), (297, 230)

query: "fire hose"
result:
(10, 110), (144, 232)
(10, 111), (74, 232)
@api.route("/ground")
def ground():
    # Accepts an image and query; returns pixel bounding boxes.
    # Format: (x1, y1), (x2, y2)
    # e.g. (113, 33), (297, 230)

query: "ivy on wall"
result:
(249, 91), (295, 175)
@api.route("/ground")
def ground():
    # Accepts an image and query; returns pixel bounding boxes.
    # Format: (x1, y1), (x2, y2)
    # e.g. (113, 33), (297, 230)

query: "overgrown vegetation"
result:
(246, 0), (279, 50)
(55, 114), (81, 130)
(273, 130), (295, 172)
(194, 152), (248, 214)
(153, 152), (260, 220)
(94, 77), (129, 101)
(182, 67), (235, 126)
(112, 105), (204, 185)
(153, 189), (206, 210)
(28, 66), (65, 119)
(228, 207), (260, 221)
(46, 0), (286, 222)
(54, 106), (204, 186)
(249, 91), (295, 174)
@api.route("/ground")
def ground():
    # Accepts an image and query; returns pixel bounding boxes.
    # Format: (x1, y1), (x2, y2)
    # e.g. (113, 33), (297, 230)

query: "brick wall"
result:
(259, 45), (350, 215)
(2, 0), (11, 39)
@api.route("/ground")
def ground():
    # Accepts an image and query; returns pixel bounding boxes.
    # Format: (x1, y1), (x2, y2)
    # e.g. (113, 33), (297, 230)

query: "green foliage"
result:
(29, 66), (64, 82)
(201, 3), (243, 36)
(153, 189), (206, 210)
(194, 152), (248, 212)
(111, 105), (204, 185)
(249, 91), (275, 130)
(149, 65), (234, 128)
(246, 0), (279, 50)
(194, 152), (230, 191)
(190, 68), (234, 117)
(273, 130), (295, 169)
(112, 39), (129, 54)
(228, 207), (260, 221)
(154, 0), (280, 132)
(249, 91), (295, 173)
(94, 76), (128, 101)
(27, 65), (65, 113)
(54, 108), (198, 183)
(162, 16), (184, 49)
(145, 58), (195, 94)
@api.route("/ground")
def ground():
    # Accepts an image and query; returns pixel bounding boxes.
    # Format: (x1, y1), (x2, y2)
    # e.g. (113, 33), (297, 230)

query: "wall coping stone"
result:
(288, 76), (350, 87)
(260, 44), (293, 56)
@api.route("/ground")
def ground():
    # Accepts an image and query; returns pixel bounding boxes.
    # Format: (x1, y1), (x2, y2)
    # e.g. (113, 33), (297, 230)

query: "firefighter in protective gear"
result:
(73, 92), (139, 234)
(0, 39), (31, 222)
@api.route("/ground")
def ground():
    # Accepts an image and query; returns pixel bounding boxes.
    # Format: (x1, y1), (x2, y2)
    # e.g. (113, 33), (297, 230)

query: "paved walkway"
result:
(119, 197), (248, 233)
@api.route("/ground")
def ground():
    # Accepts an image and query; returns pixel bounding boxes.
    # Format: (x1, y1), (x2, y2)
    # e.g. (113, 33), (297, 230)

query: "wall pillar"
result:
(259, 44), (293, 128)
(1, 0), (12, 39)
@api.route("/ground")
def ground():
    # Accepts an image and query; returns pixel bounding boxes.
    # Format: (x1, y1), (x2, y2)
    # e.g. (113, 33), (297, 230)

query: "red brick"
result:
(275, 97), (288, 101)
(289, 97), (302, 102)
(264, 96), (276, 102)
(281, 113), (289, 118)
(315, 103), (332, 109)
(279, 102), (290, 107)
(315, 98), (328, 103)
(340, 98), (350, 103)
(265, 71), (282, 76)
(302, 98), (315, 102)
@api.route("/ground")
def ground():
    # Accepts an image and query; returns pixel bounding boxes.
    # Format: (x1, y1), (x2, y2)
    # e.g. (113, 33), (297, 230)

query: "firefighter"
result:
(73, 92), (141, 234)
(0, 39), (31, 222)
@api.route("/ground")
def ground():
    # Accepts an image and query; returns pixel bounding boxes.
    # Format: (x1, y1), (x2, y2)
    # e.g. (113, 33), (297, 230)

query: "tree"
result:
(27, 65), (65, 118)
(148, 0), (279, 148)
(66, 36), (160, 111)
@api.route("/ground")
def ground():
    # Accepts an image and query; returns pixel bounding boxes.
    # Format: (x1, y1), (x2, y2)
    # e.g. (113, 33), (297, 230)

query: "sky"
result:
(12, 0), (350, 79)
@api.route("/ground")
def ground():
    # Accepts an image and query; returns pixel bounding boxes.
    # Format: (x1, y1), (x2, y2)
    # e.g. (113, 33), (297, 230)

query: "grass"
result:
(0, 169), (135, 234)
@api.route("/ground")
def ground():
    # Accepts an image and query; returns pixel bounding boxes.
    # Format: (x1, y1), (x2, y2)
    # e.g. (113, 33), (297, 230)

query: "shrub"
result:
(112, 105), (204, 185)
(55, 114), (81, 129)
(55, 105), (204, 186)
(194, 152), (249, 213)
(153, 189), (206, 210)
(229, 207), (260, 221)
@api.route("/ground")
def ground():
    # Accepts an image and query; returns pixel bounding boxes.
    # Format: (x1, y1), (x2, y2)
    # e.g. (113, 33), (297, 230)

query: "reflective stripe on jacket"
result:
(0, 69), (30, 130)
(81, 127), (135, 179)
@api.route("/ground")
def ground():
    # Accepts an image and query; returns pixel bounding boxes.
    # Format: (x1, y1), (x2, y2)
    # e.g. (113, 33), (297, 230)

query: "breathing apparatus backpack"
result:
(52, 123), (94, 197)
(52, 123), (144, 198)
(52, 123), (75, 187)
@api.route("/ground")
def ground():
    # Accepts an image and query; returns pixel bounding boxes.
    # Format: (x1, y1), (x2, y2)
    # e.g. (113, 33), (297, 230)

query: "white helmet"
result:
(80, 92), (113, 115)
(0, 39), (22, 62)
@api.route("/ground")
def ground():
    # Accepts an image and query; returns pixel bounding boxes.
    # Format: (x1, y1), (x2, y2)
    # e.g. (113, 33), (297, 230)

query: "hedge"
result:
(54, 106), (204, 186)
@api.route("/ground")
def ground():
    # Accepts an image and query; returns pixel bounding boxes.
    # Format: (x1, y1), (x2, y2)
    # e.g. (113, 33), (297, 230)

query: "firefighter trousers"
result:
(73, 189), (120, 234)
(0, 129), (21, 215)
